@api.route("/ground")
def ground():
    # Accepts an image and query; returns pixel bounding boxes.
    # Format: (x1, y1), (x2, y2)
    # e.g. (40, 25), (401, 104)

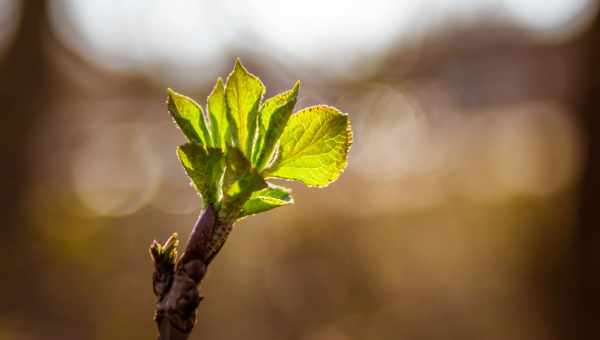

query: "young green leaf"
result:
(222, 146), (254, 192)
(168, 89), (212, 146)
(207, 78), (229, 149)
(177, 144), (225, 204)
(239, 184), (293, 218)
(251, 81), (300, 170)
(225, 59), (265, 157)
(219, 147), (267, 222)
(265, 105), (352, 187)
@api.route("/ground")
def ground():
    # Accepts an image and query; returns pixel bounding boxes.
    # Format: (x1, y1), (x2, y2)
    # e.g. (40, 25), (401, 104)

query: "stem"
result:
(151, 205), (231, 340)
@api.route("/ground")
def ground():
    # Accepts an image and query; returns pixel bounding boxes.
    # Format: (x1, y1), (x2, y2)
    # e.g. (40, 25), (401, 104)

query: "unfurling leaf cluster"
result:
(168, 59), (352, 224)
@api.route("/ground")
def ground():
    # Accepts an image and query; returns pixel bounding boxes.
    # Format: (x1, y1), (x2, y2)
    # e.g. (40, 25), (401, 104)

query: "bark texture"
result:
(151, 205), (231, 340)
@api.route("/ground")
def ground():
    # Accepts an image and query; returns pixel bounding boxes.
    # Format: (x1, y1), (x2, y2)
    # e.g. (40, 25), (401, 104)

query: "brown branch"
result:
(150, 205), (231, 340)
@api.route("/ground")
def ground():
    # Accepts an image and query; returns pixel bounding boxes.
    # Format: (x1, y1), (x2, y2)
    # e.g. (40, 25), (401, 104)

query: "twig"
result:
(150, 205), (230, 340)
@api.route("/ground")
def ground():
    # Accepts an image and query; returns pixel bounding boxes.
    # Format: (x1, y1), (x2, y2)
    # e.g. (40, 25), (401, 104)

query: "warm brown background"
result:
(1, 1), (599, 339)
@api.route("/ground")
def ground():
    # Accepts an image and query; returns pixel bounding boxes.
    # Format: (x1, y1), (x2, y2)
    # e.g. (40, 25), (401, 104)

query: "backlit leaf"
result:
(177, 143), (225, 204)
(225, 59), (265, 157)
(252, 81), (300, 170)
(219, 147), (267, 222)
(265, 105), (352, 187)
(239, 184), (293, 218)
(207, 78), (229, 149)
(168, 89), (212, 146)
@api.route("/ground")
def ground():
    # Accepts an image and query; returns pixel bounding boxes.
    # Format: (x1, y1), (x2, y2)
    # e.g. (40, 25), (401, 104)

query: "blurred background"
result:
(1, 0), (600, 339)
